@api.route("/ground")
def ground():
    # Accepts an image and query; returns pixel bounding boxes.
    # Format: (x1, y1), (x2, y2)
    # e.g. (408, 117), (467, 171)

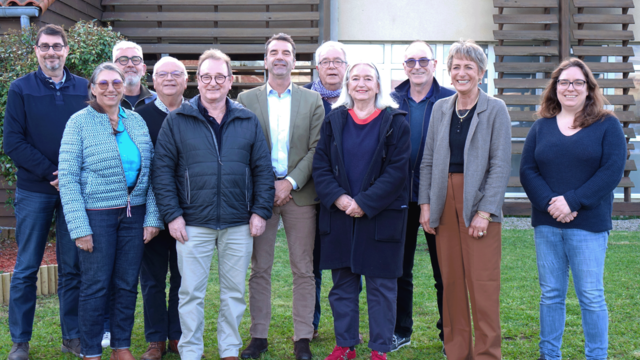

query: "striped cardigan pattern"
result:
(59, 105), (163, 240)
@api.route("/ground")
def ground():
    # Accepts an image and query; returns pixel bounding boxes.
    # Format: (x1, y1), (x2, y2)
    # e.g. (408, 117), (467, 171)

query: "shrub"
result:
(0, 21), (124, 202)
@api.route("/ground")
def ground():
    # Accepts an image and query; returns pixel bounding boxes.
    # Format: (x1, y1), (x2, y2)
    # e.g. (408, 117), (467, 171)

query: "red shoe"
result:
(324, 345), (356, 360)
(371, 351), (387, 360)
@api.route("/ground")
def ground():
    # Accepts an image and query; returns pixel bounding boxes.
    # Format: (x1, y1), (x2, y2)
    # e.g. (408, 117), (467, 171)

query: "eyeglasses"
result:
(557, 79), (586, 89)
(199, 74), (230, 85)
(155, 71), (185, 80)
(36, 43), (66, 52)
(116, 56), (143, 66)
(404, 58), (432, 68)
(318, 60), (346, 68)
(94, 79), (124, 90)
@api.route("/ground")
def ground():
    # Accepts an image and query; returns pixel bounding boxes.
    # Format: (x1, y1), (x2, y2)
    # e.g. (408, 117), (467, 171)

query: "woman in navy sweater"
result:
(312, 62), (410, 360)
(520, 58), (627, 360)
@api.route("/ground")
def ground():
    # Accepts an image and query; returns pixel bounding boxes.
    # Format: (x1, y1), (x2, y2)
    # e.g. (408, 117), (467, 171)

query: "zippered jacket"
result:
(152, 96), (274, 230)
(312, 106), (411, 278)
(390, 78), (455, 202)
(58, 106), (163, 240)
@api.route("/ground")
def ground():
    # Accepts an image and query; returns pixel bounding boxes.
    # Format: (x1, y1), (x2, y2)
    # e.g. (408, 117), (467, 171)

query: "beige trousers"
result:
(248, 200), (317, 341)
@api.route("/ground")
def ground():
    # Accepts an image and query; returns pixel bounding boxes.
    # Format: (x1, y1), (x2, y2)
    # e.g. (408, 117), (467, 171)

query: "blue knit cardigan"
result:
(59, 105), (163, 240)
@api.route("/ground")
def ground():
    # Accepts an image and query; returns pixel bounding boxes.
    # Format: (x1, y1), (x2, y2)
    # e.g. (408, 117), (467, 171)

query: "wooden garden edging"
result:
(0, 264), (57, 306)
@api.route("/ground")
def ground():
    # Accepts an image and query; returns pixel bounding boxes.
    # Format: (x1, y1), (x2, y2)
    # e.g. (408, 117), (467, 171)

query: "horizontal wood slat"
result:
(497, 94), (635, 105)
(115, 27), (319, 38)
(573, 0), (634, 8)
(140, 43), (318, 54)
(572, 30), (634, 41)
(495, 62), (558, 73)
(103, 12), (320, 22)
(102, 0), (319, 4)
(494, 46), (558, 56)
(494, 30), (558, 41)
(495, 78), (635, 89)
(585, 62), (635, 73)
(573, 14), (635, 24)
(572, 46), (635, 57)
(494, 0), (558, 8)
(507, 176), (634, 188)
(493, 14), (558, 24)
(507, 111), (637, 122)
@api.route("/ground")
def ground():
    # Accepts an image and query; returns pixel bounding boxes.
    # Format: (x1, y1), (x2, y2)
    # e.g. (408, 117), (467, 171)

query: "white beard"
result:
(124, 74), (141, 87)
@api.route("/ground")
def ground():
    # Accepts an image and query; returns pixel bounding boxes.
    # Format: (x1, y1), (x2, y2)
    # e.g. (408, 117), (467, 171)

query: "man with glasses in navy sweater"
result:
(4, 24), (89, 360)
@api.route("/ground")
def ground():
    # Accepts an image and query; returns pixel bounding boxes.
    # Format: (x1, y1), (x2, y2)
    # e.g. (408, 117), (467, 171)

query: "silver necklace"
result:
(455, 93), (480, 121)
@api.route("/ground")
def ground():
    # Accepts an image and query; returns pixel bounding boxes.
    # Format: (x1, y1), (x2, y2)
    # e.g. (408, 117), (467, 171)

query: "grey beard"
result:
(44, 62), (60, 71)
(124, 75), (141, 87)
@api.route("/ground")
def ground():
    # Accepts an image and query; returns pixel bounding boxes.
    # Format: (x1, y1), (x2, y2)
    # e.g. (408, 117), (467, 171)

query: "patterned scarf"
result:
(311, 79), (342, 99)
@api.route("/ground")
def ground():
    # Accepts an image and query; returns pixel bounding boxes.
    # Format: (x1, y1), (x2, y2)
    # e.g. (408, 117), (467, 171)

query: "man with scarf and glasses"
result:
(303, 40), (348, 340)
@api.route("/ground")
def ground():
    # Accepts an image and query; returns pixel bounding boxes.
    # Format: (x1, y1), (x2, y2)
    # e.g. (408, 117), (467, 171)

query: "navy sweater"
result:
(519, 115), (627, 232)
(343, 110), (383, 197)
(4, 67), (89, 195)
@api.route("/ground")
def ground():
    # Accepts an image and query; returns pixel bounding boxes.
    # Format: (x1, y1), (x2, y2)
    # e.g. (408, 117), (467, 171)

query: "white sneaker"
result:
(101, 332), (111, 348)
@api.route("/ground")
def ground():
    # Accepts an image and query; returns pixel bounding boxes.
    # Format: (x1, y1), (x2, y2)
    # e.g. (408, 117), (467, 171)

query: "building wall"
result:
(36, 0), (102, 29)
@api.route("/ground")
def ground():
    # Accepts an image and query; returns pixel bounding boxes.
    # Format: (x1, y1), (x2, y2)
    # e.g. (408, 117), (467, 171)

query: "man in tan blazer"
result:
(236, 33), (324, 360)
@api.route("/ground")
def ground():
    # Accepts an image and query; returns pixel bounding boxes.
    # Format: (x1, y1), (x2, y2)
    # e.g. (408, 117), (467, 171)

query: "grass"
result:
(1, 229), (639, 359)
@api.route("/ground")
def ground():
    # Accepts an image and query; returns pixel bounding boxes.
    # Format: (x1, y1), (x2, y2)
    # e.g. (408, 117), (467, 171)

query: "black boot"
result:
(240, 338), (268, 359)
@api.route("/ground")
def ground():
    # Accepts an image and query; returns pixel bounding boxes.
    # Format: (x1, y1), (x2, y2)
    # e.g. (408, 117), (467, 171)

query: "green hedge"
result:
(0, 21), (124, 203)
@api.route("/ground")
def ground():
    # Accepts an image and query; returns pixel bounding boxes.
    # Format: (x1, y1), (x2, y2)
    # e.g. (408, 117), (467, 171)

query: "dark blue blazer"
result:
(312, 106), (410, 278)
(390, 78), (455, 202)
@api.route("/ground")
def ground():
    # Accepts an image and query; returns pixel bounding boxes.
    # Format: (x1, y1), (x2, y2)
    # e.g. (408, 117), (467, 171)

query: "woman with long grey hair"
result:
(58, 62), (162, 360)
(313, 62), (410, 360)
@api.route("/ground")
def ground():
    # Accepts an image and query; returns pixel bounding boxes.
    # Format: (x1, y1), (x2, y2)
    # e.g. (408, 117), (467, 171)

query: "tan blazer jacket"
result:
(237, 83), (325, 206)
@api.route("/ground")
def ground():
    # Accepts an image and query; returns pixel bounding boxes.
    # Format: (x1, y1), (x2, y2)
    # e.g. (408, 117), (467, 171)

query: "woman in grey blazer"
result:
(418, 40), (511, 360)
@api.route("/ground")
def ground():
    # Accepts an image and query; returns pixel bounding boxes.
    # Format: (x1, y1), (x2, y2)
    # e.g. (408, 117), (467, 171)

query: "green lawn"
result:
(1, 229), (639, 359)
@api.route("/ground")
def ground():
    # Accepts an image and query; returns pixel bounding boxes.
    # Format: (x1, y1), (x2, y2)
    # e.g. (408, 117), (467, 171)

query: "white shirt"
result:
(266, 82), (298, 189)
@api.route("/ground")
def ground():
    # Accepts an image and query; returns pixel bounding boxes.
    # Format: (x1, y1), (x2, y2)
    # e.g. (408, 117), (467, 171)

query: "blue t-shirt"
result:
(115, 108), (141, 188)
(407, 84), (434, 166)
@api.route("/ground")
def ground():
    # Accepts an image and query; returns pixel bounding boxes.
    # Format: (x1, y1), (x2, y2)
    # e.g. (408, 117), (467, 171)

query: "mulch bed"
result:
(0, 231), (57, 273)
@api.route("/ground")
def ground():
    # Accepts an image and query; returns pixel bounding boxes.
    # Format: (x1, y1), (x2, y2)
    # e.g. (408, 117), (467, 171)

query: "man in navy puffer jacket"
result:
(152, 49), (274, 360)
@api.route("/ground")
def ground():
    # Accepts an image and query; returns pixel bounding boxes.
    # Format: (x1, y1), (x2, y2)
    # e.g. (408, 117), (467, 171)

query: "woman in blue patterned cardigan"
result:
(58, 62), (163, 360)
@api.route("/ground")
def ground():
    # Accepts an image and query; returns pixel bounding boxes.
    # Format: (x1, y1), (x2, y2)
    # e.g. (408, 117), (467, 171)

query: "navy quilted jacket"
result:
(58, 106), (163, 240)
(152, 96), (274, 230)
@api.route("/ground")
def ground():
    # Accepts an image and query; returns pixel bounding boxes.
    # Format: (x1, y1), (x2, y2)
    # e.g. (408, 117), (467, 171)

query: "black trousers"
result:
(394, 202), (444, 341)
(140, 229), (182, 342)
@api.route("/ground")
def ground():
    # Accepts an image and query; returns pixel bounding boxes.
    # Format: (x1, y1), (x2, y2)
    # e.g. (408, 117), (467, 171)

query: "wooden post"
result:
(2, 273), (10, 305)
(48, 265), (57, 294)
(559, 0), (571, 61)
(41, 265), (49, 295)
(0, 273), (4, 305)
(36, 268), (41, 296)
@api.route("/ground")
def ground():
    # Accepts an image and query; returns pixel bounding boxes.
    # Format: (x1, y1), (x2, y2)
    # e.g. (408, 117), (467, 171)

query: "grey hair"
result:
(112, 40), (143, 62)
(332, 62), (398, 110)
(153, 56), (188, 79)
(315, 41), (347, 63)
(88, 62), (124, 102)
(446, 39), (487, 75)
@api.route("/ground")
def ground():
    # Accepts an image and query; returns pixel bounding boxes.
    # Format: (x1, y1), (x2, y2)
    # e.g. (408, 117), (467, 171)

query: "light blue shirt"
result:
(115, 107), (141, 188)
(266, 82), (298, 189)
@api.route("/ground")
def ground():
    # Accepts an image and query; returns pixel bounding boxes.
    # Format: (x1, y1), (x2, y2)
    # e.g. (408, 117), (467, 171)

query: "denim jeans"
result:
(534, 225), (609, 360)
(77, 205), (146, 357)
(140, 228), (182, 342)
(9, 188), (80, 343)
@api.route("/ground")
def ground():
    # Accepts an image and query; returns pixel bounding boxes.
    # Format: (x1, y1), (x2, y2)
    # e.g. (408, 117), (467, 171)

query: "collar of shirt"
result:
(266, 81), (292, 98)
(408, 81), (434, 103)
(197, 96), (229, 121)
(266, 82), (293, 180)
(154, 96), (185, 114)
(46, 71), (66, 89)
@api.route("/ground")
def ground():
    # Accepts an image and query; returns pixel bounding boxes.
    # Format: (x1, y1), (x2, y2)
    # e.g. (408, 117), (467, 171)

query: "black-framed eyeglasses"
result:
(557, 79), (586, 89)
(155, 71), (185, 80)
(404, 58), (432, 68)
(199, 74), (230, 85)
(36, 43), (66, 52)
(94, 79), (124, 90)
(116, 56), (143, 66)
(318, 60), (346, 68)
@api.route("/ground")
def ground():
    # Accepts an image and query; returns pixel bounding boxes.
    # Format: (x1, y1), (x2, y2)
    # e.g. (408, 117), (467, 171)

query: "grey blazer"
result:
(418, 90), (511, 228)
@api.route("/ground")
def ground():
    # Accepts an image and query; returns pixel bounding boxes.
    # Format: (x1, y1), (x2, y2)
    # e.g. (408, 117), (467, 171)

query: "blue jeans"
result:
(77, 205), (145, 357)
(9, 188), (80, 342)
(534, 225), (609, 360)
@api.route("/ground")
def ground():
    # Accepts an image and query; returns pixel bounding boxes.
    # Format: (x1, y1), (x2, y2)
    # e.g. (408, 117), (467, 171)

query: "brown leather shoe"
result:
(221, 357), (239, 360)
(110, 348), (135, 360)
(83, 357), (101, 360)
(141, 341), (166, 360)
(168, 339), (179, 354)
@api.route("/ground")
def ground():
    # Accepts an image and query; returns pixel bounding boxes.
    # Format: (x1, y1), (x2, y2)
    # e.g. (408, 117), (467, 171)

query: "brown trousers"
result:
(248, 199), (316, 341)
(437, 173), (502, 360)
